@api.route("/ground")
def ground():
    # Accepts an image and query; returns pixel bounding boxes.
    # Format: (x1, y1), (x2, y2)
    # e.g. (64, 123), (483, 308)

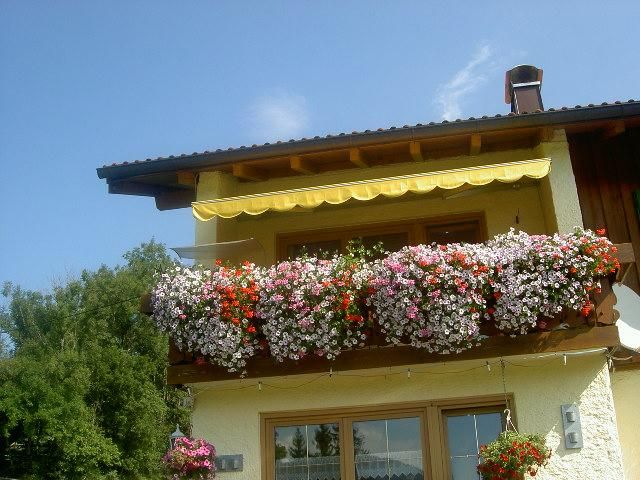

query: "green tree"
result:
(353, 426), (368, 455)
(274, 430), (287, 460)
(0, 241), (190, 479)
(288, 427), (307, 459)
(313, 424), (339, 457)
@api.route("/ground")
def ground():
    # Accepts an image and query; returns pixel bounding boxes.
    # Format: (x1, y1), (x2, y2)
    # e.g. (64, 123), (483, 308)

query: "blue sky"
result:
(1, 1), (639, 294)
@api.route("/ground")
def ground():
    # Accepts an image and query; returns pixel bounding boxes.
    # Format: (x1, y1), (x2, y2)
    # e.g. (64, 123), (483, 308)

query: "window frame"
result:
(276, 212), (487, 261)
(260, 394), (514, 480)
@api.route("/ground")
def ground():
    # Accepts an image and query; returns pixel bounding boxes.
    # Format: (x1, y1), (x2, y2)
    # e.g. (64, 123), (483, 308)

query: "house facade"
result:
(98, 65), (640, 479)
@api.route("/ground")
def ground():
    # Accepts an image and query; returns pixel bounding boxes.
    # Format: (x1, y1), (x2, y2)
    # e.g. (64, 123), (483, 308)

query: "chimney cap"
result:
(505, 65), (543, 103)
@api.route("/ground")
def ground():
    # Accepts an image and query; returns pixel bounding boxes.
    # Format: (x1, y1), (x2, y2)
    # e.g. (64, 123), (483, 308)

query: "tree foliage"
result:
(288, 427), (307, 459)
(0, 241), (190, 479)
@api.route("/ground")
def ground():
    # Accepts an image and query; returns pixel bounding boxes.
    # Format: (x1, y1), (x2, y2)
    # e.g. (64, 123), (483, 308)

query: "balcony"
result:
(142, 231), (633, 384)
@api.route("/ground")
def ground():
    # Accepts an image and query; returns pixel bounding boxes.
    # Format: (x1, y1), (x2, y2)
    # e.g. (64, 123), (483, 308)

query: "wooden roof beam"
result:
(349, 148), (369, 168)
(232, 163), (265, 182)
(290, 155), (317, 175)
(409, 141), (424, 161)
(538, 127), (555, 143)
(601, 120), (626, 140)
(176, 171), (196, 186)
(469, 134), (482, 156)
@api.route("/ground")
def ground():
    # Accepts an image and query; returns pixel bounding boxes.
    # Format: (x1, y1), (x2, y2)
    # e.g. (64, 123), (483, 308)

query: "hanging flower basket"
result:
(163, 437), (217, 479)
(477, 430), (551, 479)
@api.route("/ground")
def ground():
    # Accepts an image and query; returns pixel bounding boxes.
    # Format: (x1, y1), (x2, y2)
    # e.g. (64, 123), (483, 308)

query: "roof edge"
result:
(97, 101), (640, 181)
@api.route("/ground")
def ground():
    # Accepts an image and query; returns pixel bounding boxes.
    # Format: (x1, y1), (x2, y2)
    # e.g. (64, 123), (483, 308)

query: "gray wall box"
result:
(215, 454), (243, 472)
(561, 404), (583, 449)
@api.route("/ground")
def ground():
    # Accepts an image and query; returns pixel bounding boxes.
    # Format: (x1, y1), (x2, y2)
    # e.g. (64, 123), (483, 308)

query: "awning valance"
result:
(192, 158), (551, 220)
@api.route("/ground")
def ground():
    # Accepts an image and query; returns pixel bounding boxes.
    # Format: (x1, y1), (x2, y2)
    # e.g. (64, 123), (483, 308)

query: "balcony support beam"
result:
(166, 325), (620, 384)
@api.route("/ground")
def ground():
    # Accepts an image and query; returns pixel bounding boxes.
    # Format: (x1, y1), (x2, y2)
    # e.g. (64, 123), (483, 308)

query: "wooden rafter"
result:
(538, 127), (555, 143)
(470, 134), (482, 155)
(289, 155), (316, 175)
(155, 190), (196, 211)
(176, 171), (196, 186)
(232, 163), (265, 182)
(409, 141), (424, 162)
(349, 148), (368, 168)
(601, 120), (626, 140)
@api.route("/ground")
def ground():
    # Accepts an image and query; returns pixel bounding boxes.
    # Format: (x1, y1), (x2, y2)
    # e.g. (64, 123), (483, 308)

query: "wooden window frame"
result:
(260, 393), (514, 480)
(276, 212), (487, 261)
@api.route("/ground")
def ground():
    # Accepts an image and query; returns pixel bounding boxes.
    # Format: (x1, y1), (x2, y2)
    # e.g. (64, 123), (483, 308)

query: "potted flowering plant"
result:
(364, 242), (489, 354)
(477, 430), (551, 480)
(152, 261), (262, 374)
(259, 252), (369, 362)
(163, 437), (216, 479)
(485, 228), (619, 335)
(150, 228), (619, 373)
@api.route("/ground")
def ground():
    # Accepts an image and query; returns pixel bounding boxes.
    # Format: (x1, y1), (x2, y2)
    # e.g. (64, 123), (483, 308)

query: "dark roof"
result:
(97, 100), (640, 182)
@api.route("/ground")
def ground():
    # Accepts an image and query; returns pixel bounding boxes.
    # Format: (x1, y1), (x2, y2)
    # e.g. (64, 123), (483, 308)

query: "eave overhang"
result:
(97, 101), (640, 210)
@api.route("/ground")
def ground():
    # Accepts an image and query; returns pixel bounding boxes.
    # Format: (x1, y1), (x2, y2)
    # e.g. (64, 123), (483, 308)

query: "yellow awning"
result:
(193, 158), (551, 220)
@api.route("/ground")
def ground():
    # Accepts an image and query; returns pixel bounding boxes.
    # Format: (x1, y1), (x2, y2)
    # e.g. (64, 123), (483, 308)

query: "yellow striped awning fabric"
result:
(192, 158), (551, 220)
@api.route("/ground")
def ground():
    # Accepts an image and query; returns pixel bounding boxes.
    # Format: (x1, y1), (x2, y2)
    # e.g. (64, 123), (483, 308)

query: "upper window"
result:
(277, 213), (486, 261)
(262, 397), (507, 480)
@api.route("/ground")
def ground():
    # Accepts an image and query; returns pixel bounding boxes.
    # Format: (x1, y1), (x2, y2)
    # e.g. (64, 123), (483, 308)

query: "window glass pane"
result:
(476, 412), (503, 448)
(359, 232), (410, 256)
(450, 456), (480, 480)
(353, 417), (423, 480)
(275, 424), (341, 480)
(426, 221), (481, 245)
(287, 240), (341, 259)
(446, 411), (503, 480)
(446, 415), (477, 457)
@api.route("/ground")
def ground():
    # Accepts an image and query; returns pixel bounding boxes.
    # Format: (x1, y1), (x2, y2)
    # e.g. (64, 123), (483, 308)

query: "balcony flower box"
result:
(151, 228), (619, 377)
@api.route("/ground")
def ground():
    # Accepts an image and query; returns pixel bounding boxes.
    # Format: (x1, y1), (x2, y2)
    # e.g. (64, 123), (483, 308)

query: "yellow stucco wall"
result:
(612, 369), (640, 480)
(535, 129), (584, 234)
(191, 353), (624, 480)
(194, 139), (583, 263)
(189, 134), (608, 479)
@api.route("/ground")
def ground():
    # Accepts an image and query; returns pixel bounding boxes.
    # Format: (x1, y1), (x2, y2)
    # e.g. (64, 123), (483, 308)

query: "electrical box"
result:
(215, 454), (243, 472)
(561, 404), (583, 449)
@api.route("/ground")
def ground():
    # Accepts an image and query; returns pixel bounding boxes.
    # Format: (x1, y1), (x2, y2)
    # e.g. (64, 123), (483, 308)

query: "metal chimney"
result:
(504, 65), (544, 114)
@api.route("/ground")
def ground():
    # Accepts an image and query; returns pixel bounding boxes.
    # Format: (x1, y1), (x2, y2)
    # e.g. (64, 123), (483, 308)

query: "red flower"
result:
(581, 302), (593, 317)
(596, 228), (606, 236)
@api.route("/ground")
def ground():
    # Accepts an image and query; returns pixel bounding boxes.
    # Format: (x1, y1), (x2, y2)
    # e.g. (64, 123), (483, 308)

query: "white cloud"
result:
(247, 91), (309, 142)
(436, 44), (494, 121)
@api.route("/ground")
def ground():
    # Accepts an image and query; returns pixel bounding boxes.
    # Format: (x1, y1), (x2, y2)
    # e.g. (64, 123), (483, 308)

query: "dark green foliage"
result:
(0, 241), (190, 479)
(313, 424), (338, 457)
(288, 427), (307, 459)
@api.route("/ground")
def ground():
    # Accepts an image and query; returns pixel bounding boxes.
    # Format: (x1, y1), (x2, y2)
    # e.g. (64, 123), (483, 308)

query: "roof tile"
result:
(100, 100), (640, 171)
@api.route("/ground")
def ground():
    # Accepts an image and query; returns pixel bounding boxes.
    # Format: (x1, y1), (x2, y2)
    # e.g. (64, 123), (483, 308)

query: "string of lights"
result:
(191, 347), (611, 396)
